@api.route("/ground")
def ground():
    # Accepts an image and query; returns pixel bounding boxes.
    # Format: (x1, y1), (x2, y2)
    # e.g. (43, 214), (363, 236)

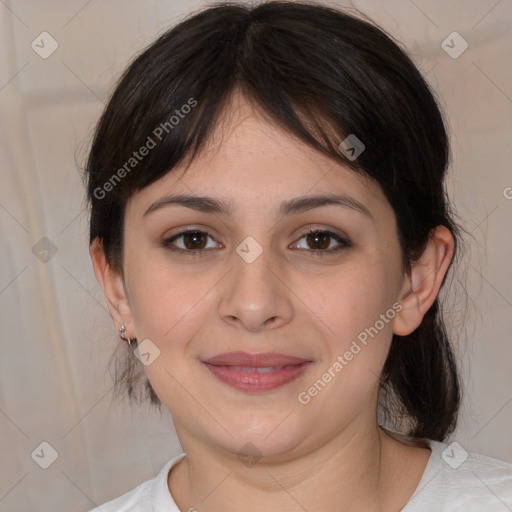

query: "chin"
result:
(212, 424), (308, 462)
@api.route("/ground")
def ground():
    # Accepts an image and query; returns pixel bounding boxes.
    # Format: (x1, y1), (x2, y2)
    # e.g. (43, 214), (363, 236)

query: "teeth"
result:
(227, 365), (297, 373)
(255, 367), (280, 373)
(229, 366), (283, 373)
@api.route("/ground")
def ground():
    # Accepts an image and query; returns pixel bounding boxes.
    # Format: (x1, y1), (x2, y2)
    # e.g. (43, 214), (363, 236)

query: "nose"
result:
(218, 239), (294, 332)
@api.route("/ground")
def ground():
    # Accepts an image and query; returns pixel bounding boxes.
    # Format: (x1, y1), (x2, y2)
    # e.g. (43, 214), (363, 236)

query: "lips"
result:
(202, 352), (313, 392)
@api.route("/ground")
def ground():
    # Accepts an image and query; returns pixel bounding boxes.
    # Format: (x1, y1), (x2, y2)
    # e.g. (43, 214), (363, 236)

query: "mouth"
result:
(201, 352), (313, 392)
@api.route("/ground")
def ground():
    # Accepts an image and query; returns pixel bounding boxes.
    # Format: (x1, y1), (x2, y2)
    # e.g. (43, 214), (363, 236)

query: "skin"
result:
(91, 92), (455, 512)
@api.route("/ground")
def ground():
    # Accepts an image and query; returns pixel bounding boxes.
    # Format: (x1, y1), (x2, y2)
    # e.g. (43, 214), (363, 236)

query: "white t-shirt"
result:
(88, 439), (512, 511)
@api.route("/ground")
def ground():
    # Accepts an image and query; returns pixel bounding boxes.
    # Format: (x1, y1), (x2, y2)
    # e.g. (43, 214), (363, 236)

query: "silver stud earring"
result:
(119, 325), (138, 351)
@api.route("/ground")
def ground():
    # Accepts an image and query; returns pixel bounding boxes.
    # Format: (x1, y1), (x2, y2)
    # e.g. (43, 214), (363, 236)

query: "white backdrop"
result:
(0, 1), (511, 510)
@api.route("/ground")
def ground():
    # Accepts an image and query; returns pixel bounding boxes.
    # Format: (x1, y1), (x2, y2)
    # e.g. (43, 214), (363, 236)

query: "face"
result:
(119, 95), (407, 460)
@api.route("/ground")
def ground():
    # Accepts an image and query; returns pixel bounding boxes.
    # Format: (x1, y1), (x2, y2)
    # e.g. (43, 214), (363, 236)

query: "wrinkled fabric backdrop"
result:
(0, 0), (511, 510)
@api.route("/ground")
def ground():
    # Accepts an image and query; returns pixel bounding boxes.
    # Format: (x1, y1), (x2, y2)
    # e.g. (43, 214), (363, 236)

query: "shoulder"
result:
(405, 439), (512, 511)
(86, 478), (153, 512)
(86, 453), (186, 512)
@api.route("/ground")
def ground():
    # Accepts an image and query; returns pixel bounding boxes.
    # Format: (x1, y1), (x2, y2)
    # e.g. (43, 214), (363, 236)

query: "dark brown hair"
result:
(83, 0), (467, 441)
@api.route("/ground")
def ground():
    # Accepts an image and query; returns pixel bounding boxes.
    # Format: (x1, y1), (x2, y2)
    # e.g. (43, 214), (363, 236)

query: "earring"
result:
(119, 325), (138, 351)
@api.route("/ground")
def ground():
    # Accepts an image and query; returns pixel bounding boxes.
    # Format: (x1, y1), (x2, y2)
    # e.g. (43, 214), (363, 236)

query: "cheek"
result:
(299, 261), (400, 405)
(302, 262), (397, 342)
(296, 274), (396, 416)
(125, 260), (213, 406)
(125, 253), (211, 343)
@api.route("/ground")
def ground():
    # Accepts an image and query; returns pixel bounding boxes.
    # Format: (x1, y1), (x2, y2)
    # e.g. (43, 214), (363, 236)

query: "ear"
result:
(90, 237), (136, 339)
(393, 225), (454, 336)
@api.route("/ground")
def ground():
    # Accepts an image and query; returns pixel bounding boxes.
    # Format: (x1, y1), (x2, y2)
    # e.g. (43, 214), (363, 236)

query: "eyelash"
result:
(161, 228), (351, 257)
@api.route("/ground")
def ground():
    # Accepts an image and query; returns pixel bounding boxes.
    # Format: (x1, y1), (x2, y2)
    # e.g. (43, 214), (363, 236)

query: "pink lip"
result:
(201, 352), (313, 392)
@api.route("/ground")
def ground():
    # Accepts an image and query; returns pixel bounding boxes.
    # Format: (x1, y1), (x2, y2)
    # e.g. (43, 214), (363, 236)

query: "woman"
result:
(84, 1), (512, 510)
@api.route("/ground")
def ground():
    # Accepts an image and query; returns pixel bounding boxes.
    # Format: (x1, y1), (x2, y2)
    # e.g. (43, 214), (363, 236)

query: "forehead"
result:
(126, 94), (392, 224)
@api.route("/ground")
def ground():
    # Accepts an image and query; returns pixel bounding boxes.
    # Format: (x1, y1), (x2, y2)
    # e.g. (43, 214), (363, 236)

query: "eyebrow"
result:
(143, 193), (373, 220)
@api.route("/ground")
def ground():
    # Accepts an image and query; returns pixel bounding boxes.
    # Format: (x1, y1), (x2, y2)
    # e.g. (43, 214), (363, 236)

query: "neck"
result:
(168, 420), (428, 512)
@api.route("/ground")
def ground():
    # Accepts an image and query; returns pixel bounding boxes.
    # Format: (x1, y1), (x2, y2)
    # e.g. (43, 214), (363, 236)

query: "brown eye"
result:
(181, 231), (208, 250)
(306, 231), (331, 250)
(292, 229), (351, 255)
(162, 230), (219, 254)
